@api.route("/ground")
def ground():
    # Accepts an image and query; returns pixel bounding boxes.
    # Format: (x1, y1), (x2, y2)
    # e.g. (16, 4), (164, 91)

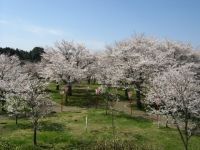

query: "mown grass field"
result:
(0, 82), (200, 150)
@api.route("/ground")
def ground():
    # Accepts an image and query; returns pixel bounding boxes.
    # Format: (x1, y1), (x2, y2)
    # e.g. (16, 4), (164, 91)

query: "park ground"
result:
(0, 82), (200, 150)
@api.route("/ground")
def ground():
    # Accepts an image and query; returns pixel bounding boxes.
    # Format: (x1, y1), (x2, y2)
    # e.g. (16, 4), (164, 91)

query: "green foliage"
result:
(0, 47), (44, 62)
(29, 47), (44, 62)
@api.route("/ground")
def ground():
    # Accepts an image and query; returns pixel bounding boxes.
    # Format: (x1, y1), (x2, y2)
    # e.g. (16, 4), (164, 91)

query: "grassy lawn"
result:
(0, 82), (199, 149)
(47, 82), (132, 106)
(47, 82), (103, 107)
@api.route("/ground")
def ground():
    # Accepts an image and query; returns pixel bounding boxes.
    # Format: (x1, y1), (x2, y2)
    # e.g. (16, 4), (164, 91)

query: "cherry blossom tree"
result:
(4, 73), (29, 124)
(0, 54), (22, 112)
(0, 55), (52, 145)
(146, 65), (200, 150)
(84, 54), (98, 84)
(22, 76), (52, 145)
(104, 35), (199, 110)
(5, 94), (26, 124)
(95, 50), (123, 86)
(103, 35), (163, 108)
(41, 40), (91, 97)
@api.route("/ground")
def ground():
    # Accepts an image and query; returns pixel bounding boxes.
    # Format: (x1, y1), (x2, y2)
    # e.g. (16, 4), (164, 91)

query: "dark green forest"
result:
(0, 47), (44, 62)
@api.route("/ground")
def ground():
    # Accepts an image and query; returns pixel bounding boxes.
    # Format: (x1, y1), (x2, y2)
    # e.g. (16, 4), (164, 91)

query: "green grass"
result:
(1, 109), (200, 149)
(0, 82), (200, 149)
(47, 82), (132, 107)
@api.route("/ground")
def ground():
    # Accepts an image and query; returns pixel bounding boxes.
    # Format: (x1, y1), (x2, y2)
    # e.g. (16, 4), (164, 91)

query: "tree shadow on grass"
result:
(3, 122), (32, 131)
(39, 121), (65, 132)
(45, 89), (58, 93)
(116, 111), (151, 122)
(72, 88), (93, 96)
(17, 123), (32, 129)
(67, 94), (104, 107)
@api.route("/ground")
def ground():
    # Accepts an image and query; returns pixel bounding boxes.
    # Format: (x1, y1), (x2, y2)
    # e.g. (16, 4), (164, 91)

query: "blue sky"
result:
(0, 0), (200, 51)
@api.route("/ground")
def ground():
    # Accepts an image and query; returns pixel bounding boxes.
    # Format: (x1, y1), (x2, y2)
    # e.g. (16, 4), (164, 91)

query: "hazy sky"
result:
(0, 0), (200, 51)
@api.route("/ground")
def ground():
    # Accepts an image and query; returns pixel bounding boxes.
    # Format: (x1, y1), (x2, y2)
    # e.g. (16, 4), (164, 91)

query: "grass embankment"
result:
(0, 82), (199, 149)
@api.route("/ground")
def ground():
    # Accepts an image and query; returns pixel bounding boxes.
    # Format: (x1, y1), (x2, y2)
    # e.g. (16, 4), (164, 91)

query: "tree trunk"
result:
(135, 84), (142, 109)
(61, 98), (63, 112)
(95, 99), (98, 109)
(105, 97), (109, 115)
(157, 114), (160, 128)
(185, 141), (188, 150)
(65, 76), (72, 96)
(111, 108), (115, 137)
(1, 100), (6, 112)
(166, 115), (169, 128)
(173, 116), (188, 150)
(125, 88), (129, 100)
(33, 121), (38, 145)
(64, 92), (68, 105)
(184, 111), (189, 150)
(67, 85), (72, 96)
(130, 101), (133, 115)
(0, 101), (2, 112)
(87, 77), (91, 84)
(93, 78), (96, 84)
(15, 115), (18, 125)
(56, 84), (59, 90)
(136, 90), (142, 109)
(136, 73), (144, 109)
